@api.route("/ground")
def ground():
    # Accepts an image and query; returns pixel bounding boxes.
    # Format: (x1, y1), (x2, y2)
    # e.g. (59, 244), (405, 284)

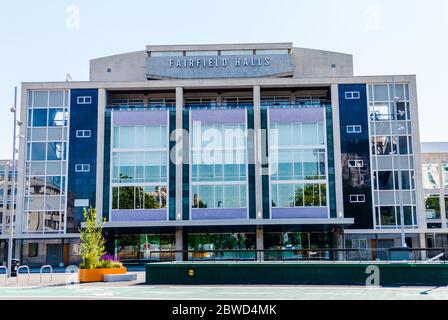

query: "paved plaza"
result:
(0, 272), (447, 300)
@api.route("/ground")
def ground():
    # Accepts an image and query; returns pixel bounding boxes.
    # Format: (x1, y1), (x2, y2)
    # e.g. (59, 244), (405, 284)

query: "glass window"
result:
(32, 109), (48, 127)
(48, 109), (65, 127)
(373, 85), (389, 101)
(49, 91), (64, 107)
(119, 187), (135, 210)
(375, 171), (395, 190)
(31, 143), (47, 161)
(47, 142), (65, 161)
(425, 195), (441, 220)
(372, 136), (395, 155)
(423, 164), (440, 189)
(380, 207), (396, 226)
(443, 162), (448, 188)
(33, 92), (48, 108)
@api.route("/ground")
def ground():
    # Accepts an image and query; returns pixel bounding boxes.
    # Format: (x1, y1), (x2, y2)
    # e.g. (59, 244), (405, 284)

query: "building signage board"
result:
(146, 54), (294, 79)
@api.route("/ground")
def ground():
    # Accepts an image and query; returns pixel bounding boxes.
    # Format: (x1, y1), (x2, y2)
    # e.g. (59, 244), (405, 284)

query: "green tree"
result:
(79, 208), (106, 269)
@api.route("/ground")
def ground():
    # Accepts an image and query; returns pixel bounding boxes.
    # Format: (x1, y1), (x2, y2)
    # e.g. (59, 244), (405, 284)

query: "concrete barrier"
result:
(103, 273), (137, 283)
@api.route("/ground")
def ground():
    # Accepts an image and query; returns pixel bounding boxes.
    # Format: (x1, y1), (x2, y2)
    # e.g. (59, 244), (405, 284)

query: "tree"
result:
(79, 208), (106, 269)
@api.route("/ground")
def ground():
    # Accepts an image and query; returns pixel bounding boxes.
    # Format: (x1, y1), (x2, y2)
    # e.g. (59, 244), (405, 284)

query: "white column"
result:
(331, 84), (344, 218)
(96, 88), (106, 221)
(175, 227), (183, 262)
(253, 85), (263, 219)
(175, 87), (184, 221)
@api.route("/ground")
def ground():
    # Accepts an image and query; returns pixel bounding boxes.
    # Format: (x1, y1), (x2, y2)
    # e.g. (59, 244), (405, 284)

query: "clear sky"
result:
(0, 0), (447, 159)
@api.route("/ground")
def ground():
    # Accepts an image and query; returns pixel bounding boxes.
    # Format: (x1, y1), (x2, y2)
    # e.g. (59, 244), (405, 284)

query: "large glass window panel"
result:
(303, 150), (319, 179)
(31, 143), (47, 161)
(30, 162), (46, 175)
(302, 123), (318, 145)
(27, 212), (44, 232)
(48, 109), (65, 127)
(373, 85), (389, 101)
(276, 124), (293, 146)
(376, 171), (395, 190)
(320, 184), (327, 206)
(49, 91), (64, 107)
(112, 187), (118, 209)
(32, 109), (48, 127)
(119, 127), (135, 148)
(32, 128), (47, 141)
(425, 195), (441, 219)
(47, 128), (63, 141)
(113, 127), (120, 148)
(278, 184), (294, 207)
(215, 185), (224, 208)
(45, 176), (62, 195)
(143, 186), (161, 209)
(119, 153), (135, 182)
(444, 163), (448, 188)
(198, 185), (213, 208)
(223, 185), (240, 208)
(271, 184), (278, 207)
(29, 176), (45, 195)
(423, 164), (440, 189)
(45, 196), (62, 211)
(372, 136), (394, 155)
(380, 207), (396, 226)
(47, 142), (65, 161)
(294, 184), (304, 207)
(44, 211), (60, 231)
(33, 92), (48, 108)
(119, 187), (135, 209)
(304, 184), (316, 207)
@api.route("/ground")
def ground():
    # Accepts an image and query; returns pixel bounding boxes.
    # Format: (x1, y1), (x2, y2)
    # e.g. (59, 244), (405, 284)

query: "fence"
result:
(142, 248), (448, 264)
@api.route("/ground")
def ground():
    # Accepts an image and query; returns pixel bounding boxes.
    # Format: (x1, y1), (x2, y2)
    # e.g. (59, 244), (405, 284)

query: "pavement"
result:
(0, 272), (448, 300)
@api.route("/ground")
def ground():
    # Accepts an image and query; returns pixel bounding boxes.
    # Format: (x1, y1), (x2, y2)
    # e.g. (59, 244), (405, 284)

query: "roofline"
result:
(146, 42), (293, 52)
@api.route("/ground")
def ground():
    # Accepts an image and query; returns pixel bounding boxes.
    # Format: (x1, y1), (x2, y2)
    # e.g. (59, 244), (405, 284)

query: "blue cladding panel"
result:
(338, 84), (373, 229)
(67, 89), (98, 232)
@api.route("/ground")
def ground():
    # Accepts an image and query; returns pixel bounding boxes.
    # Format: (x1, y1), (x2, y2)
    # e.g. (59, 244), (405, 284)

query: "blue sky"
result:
(0, 0), (447, 159)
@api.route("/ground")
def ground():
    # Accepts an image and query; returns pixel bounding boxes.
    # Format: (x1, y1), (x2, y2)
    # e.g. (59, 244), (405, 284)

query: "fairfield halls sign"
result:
(146, 54), (294, 79)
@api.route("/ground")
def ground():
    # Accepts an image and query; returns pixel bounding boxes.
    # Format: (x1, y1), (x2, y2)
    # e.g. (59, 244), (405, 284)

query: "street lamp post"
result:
(7, 87), (20, 278)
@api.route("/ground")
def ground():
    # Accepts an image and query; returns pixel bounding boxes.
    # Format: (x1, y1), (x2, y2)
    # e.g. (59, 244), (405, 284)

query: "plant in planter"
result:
(78, 208), (126, 283)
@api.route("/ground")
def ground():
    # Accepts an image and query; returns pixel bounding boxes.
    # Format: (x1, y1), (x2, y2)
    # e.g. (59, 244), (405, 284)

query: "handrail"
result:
(141, 248), (448, 264)
(40, 265), (53, 283)
(0, 266), (7, 281)
(16, 265), (30, 284)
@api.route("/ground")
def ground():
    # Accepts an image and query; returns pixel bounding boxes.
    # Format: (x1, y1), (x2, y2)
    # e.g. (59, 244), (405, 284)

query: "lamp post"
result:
(7, 87), (21, 278)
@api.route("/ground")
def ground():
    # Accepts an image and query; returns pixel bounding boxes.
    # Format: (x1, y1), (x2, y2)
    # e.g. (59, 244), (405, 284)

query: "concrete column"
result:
(409, 77), (426, 231)
(175, 87), (184, 221)
(256, 226), (264, 261)
(253, 86), (263, 220)
(96, 88), (107, 221)
(175, 227), (183, 262)
(331, 84), (344, 218)
(419, 233), (427, 260)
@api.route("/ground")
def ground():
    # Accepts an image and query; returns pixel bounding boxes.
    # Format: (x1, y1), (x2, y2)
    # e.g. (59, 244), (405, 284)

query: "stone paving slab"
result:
(0, 272), (447, 300)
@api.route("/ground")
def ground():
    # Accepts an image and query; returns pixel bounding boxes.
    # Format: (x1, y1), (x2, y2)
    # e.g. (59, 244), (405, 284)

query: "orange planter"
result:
(79, 267), (127, 283)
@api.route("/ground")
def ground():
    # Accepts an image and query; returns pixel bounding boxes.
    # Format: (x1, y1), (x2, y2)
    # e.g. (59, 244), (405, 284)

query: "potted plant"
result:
(78, 208), (127, 283)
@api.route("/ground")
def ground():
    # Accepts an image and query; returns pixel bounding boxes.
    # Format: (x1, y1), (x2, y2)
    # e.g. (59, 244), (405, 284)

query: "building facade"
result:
(14, 43), (427, 266)
(421, 142), (448, 250)
(0, 160), (17, 266)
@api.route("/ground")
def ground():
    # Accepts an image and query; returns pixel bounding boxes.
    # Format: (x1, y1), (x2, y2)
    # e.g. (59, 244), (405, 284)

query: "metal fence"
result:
(141, 248), (448, 264)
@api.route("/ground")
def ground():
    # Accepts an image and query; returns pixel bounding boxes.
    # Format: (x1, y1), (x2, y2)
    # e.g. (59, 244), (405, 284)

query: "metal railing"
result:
(39, 265), (53, 283)
(16, 265), (30, 284)
(140, 248), (448, 264)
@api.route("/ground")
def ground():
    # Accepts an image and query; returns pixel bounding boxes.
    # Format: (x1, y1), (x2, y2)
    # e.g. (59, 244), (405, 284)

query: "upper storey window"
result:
(368, 84), (410, 121)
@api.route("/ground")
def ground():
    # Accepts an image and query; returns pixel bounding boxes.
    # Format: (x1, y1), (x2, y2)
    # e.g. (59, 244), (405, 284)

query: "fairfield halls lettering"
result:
(169, 57), (271, 69)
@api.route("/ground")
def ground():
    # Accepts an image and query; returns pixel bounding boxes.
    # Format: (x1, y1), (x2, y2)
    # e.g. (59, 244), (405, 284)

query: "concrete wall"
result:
(89, 45), (353, 81)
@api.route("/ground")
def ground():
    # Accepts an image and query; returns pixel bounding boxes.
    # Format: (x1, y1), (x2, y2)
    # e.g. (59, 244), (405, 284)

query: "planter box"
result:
(79, 267), (127, 283)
